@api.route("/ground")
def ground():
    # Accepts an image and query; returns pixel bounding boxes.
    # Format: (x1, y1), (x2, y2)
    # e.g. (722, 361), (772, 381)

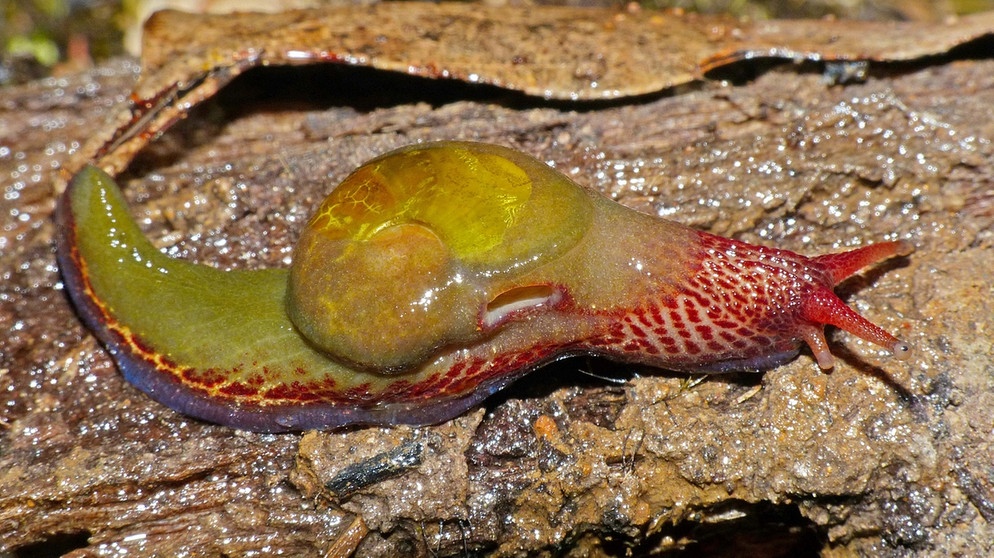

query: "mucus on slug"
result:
(56, 141), (913, 432)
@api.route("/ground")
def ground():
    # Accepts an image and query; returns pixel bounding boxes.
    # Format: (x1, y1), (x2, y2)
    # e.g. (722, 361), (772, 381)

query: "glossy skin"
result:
(56, 142), (912, 432)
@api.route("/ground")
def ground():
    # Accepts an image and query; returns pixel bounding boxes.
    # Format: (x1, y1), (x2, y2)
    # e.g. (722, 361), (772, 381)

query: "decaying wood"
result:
(71, 4), (994, 178)
(137, 5), (994, 100)
(2, 4), (994, 556)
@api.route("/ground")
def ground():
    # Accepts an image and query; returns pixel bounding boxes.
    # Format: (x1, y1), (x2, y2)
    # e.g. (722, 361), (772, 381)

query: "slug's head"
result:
(288, 142), (593, 372)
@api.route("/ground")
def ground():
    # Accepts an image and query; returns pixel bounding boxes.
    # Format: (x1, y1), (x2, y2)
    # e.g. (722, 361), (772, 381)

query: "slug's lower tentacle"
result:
(57, 142), (913, 432)
(803, 240), (913, 367)
(799, 283), (909, 369)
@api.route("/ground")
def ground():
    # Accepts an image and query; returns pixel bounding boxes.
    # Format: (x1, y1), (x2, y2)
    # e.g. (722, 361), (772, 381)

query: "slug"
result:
(56, 142), (912, 432)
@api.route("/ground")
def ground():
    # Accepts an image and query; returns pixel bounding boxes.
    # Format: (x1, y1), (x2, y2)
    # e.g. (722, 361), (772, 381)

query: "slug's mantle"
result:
(56, 142), (912, 432)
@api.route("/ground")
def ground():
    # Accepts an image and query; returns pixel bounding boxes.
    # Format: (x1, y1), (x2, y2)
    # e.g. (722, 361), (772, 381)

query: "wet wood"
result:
(72, 4), (994, 176)
(3, 5), (994, 556)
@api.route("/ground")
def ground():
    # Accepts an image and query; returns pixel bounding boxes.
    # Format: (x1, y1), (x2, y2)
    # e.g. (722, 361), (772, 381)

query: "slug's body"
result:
(57, 142), (911, 432)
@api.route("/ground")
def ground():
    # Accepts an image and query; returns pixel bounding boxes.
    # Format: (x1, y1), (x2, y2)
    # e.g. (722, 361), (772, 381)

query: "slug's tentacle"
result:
(803, 240), (913, 368)
(811, 240), (915, 284)
(800, 238), (913, 369)
(57, 142), (913, 432)
(798, 284), (907, 370)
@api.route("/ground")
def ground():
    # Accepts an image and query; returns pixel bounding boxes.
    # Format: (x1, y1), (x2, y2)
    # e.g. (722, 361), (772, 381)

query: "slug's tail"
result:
(801, 240), (914, 369)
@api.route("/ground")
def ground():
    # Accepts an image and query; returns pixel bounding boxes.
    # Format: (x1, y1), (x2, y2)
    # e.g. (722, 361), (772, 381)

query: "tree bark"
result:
(2, 22), (994, 557)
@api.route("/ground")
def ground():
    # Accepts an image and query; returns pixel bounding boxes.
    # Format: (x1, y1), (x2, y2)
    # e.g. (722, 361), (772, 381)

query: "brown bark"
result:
(2, 12), (994, 557)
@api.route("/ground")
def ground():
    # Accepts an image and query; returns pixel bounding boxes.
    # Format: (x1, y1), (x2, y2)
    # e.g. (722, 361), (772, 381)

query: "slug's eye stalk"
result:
(800, 240), (914, 369)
